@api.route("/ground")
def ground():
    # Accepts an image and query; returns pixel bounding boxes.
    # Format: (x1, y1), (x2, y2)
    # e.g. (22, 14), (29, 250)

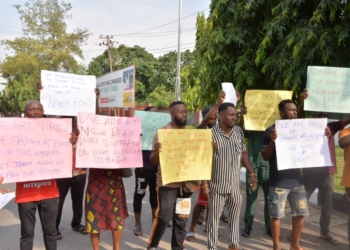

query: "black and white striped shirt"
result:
(210, 125), (245, 194)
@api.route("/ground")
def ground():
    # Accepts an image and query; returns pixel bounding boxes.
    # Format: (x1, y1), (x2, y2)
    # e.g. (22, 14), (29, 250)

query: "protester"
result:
(241, 127), (271, 237)
(262, 99), (331, 250)
(202, 102), (257, 250)
(147, 101), (198, 250)
(37, 82), (89, 239)
(16, 100), (60, 250)
(295, 89), (350, 245)
(55, 116), (87, 240)
(339, 127), (350, 249)
(186, 91), (226, 242)
(133, 106), (158, 236)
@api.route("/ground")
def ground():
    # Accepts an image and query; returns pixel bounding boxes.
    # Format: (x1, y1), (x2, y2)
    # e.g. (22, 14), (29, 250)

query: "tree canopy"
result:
(0, 0), (89, 113)
(195, 0), (350, 107)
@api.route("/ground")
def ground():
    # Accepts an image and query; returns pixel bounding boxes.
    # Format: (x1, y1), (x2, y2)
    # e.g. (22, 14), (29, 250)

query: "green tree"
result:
(0, 0), (89, 113)
(195, 0), (350, 105)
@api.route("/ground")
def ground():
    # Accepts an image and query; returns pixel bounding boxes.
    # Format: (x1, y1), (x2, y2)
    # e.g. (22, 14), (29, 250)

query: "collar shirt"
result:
(210, 125), (245, 194)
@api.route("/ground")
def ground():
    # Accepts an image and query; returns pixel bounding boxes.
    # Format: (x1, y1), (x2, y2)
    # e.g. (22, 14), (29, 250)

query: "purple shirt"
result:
(142, 150), (157, 170)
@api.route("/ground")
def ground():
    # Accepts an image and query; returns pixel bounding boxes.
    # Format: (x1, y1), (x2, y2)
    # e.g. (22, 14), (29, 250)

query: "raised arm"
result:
(198, 91), (225, 129)
(297, 88), (308, 118)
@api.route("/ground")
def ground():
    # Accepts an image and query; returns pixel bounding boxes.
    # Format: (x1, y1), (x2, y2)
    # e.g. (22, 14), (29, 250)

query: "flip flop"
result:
(319, 235), (339, 245)
(73, 224), (88, 235)
(186, 232), (195, 242)
(133, 226), (143, 236)
(197, 214), (204, 225)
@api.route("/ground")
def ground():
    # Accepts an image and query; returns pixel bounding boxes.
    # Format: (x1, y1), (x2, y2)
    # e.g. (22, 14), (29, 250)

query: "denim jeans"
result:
(267, 185), (309, 218)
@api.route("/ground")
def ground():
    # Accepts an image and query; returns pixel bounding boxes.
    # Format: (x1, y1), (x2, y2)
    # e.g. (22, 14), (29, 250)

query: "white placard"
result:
(96, 65), (135, 108)
(0, 192), (15, 209)
(275, 118), (332, 170)
(221, 82), (237, 106)
(40, 70), (96, 116)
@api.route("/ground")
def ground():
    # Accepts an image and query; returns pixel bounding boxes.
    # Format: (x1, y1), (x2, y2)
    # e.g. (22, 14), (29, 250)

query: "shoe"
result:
(56, 231), (62, 240)
(241, 225), (251, 238)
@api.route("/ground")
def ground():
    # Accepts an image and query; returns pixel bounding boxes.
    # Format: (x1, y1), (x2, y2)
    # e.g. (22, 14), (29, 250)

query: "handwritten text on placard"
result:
(275, 118), (331, 170)
(158, 129), (213, 185)
(76, 112), (142, 169)
(244, 90), (293, 131)
(135, 111), (171, 150)
(0, 118), (73, 183)
(305, 66), (350, 113)
(40, 70), (96, 116)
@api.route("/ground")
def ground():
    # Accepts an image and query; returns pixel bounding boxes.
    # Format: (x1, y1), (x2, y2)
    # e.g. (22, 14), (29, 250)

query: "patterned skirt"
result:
(85, 169), (128, 233)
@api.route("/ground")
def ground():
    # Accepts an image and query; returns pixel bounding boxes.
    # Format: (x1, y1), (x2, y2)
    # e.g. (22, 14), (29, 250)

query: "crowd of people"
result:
(0, 87), (349, 250)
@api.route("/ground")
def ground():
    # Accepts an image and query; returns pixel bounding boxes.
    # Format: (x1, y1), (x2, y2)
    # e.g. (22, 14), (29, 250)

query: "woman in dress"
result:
(85, 167), (128, 250)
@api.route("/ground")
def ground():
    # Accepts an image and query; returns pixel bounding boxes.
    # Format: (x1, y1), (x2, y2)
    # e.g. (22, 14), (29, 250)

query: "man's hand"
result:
(235, 90), (241, 102)
(94, 88), (100, 100)
(270, 129), (277, 142)
(325, 126), (331, 138)
(37, 82), (43, 92)
(241, 106), (247, 115)
(0, 176), (3, 185)
(70, 133), (78, 145)
(153, 142), (162, 154)
(0, 176), (10, 194)
(219, 91), (226, 104)
(300, 88), (308, 101)
(249, 175), (257, 190)
(212, 142), (217, 150)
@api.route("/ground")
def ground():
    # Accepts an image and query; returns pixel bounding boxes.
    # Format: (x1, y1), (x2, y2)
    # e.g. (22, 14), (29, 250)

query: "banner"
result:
(40, 70), (96, 116)
(0, 118), (73, 183)
(244, 90), (293, 131)
(76, 112), (142, 169)
(134, 110), (171, 150)
(96, 65), (135, 108)
(275, 118), (331, 170)
(158, 129), (213, 185)
(305, 66), (350, 113)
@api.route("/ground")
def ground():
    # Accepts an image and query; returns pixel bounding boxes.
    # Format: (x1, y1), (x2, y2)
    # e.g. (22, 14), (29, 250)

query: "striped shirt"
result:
(210, 125), (245, 194)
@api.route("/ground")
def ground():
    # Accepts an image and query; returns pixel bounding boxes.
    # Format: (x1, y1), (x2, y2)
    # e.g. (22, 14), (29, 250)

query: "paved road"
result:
(0, 175), (348, 250)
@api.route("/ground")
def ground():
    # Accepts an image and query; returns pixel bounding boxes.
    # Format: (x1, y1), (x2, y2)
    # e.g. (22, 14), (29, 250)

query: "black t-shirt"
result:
(263, 124), (303, 188)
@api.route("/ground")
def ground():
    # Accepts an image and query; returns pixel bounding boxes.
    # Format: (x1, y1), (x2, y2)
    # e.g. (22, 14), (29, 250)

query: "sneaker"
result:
(241, 225), (251, 238)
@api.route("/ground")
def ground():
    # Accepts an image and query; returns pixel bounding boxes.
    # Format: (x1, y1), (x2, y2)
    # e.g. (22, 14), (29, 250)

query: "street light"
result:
(175, 0), (182, 101)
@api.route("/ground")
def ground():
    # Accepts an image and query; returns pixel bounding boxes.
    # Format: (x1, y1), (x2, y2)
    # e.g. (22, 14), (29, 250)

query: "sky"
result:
(0, 0), (212, 84)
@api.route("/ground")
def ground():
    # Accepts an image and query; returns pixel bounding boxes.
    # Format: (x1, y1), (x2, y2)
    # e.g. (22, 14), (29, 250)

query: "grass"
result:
(334, 146), (345, 193)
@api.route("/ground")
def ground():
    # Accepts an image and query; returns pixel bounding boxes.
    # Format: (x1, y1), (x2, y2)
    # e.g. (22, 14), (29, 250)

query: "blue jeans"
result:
(268, 185), (309, 218)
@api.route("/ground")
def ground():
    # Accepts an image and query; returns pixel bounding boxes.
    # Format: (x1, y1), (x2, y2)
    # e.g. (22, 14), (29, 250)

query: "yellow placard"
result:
(244, 90), (293, 131)
(122, 91), (134, 107)
(158, 129), (213, 185)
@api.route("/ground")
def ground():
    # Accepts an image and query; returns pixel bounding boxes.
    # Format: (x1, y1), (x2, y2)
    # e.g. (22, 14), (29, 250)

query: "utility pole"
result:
(99, 35), (117, 73)
(175, 0), (182, 101)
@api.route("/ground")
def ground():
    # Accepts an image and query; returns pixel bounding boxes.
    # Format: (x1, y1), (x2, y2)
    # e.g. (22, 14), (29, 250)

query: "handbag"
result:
(120, 168), (133, 178)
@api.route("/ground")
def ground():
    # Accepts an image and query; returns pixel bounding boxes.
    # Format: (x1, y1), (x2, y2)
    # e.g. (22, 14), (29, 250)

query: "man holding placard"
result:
(202, 102), (257, 250)
(262, 99), (331, 250)
(296, 89), (350, 245)
(147, 101), (198, 250)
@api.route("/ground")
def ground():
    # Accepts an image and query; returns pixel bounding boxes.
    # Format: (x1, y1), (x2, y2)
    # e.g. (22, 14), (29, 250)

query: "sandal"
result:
(220, 213), (229, 223)
(73, 224), (88, 235)
(319, 235), (339, 245)
(133, 226), (143, 236)
(186, 232), (195, 242)
(197, 213), (204, 225)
